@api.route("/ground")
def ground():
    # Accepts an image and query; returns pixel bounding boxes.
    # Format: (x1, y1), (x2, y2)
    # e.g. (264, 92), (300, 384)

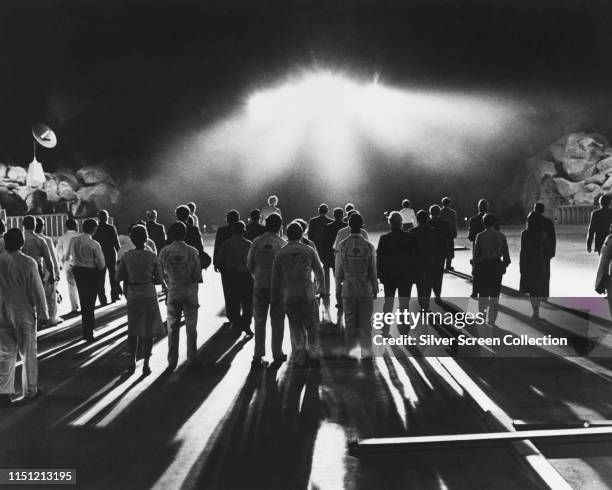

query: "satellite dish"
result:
(32, 123), (57, 149)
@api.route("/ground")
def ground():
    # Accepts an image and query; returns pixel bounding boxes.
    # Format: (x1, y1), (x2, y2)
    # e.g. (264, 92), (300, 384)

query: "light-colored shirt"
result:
(39, 233), (60, 278)
(333, 227), (369, 253)
(399, 208), (417, 227)
(261, 205), (282, 222)
(69, 234), (106, 269)
(0, 251), (48, 320)
(117, 235), (157, 262)
(22, 229), (53, 274)
(271, 241), (324, 303)
(56, 230), (80, 264)
(336, 233), (378, 299)
(247, 232), (287, 290)
(473, 228), (511, 265)
(116, 249), (163, 299)
(159, 241), (201, 289)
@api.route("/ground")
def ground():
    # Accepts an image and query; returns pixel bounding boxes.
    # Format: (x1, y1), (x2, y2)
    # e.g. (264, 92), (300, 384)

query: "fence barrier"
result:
(0, 211), (113, 241)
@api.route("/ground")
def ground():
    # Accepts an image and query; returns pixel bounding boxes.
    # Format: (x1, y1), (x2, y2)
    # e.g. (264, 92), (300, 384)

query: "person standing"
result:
(308, 204), (333, 309)
(377, 212), (417, 335)
(56, 219), (80, 314)
(519, 212), (548, 319)
(215, 221), (254, 336)
(116, 225), (165, 375)
(399, 199), (417, 231)
(93, 210), (121, 304)
(159, 222), (202, 373)
(261, 195), (282, 223)
(271, 222), (324, 367)
(245, 209), (266, 241)
(532, 202), (556, 298)
(70, 219), (106, 341)
(587, 194), (612, 255)
(440, 197), (458, 270)
(0, 229), (48, 406)
(333, 210), (369, 252)
(187, 202), (200, 230)
(336, 213), (378, 360)
(0, 218), (5, 254)
(176, 205), (205, 256)
(22, 215), (54, 283)
(410, 210), (436, 310)
(214, 209), (240, 323)
(145, 209), (167, 255)
(325, 208), (346, 325)
(247, 213), (286, 368)
(468, 199), (490, 243)
(35, 218), (62, 326)
(472, 214), (511, 326)
(428, 205), (453, 302)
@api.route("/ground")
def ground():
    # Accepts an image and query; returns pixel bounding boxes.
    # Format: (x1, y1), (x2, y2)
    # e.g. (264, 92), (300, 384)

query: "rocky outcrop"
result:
(0, 164), (120, 217)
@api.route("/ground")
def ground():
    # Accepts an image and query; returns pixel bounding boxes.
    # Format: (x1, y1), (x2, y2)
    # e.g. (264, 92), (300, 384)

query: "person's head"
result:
(0, 218), (5, 236)
(97, 210), (109, 223)
(402, 199), (411, 209)
(265, 213), (282, 233)
(349, 212), (363, 233)
(187, 201), (196, 213)
(175, 205), (191, 222)
(333, 207), (344, 221)
(231, 220), (246, 235)
(65, 219), (77, 231)
(345, 202), (355, 213)
(318, 203), (329, 215)
(388, 211), (402, 229)
(483, 213), (496, 228)
(429, 205), (441, 218)
(83, 218), (98, 235)
(477, 199), (489, 213)
(168, 221), (187, 242)
(226, 210), (240, 225)
(129, 224), (148, 249)
(23, 215), (35, 231)
(526, 211), (538, 229)
(600, 194), (611, 208)
(416, 210), (428, 225)
(294, 218), (308, 233)
(35, 217), (45, 234)
(268, 195), (278, 206)
(286, 222), (303, 241)
(533, 202), (545, 215)
(4, 228), (24, 252)
(441, 197), (451, 208)
(249, 209), (261, 223)
(145, 209), (158, 221)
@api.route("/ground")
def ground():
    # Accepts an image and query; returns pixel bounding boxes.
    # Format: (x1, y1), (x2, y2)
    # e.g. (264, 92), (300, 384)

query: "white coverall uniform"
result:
(56, 230), (80, 312)
(336, 233), (378, 358)
(40, 233), (61, 323)
(0, 251), (48, 397)
(159, 241), (202, 367)
(247, 231), (287, 359)
(271, 240), (324, 364)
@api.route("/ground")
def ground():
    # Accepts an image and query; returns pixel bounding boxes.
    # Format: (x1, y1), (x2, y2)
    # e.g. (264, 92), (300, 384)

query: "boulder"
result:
(553, 177), (585, 200)
(76, 182), (120, 212)
(585, 173), (608, 185)
(585, 183), (600, 192)
(43, 175), (61, 203)
(53, 168), (81, 190)
(596, 157), (612, 173)
(573, 189), (602, 205)
(0, 188), (27, 215)
(76, 166), (116, 186)
(7, 166), (27, 185)
(603, 175), (612, 190)
(57, 181), (78, 201)
(550, 133), (605, 182)
(526, 158), (557, 182)
(0, 163), (6, 178)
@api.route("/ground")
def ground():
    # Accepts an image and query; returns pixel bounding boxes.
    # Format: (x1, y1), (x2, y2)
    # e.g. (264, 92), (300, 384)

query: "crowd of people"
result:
(2, 191), (612, 408)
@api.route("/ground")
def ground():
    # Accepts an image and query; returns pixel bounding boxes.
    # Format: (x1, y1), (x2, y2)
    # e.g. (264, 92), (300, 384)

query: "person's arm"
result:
(47, 238), (60, 278)
(519, 232), (526, 274)
(116, 255), (128, 284)
(472, 234), (482, 264)
(452, 211), (458, 238)
(40, 238), (54, 278)
(112, 226), (120, 252)
(27, 260), (48, 321)
(161, 225), (167, 245)
(549, 222), (556, 259)
(335, 245), (345, 287)
(312, 249), (325, 296)
(502, 235), (511, 268)
(246, 242), (256, 276)
(190, 249), (202, 283)
(587, 211), (597, 252)
(152, 256), (164, 285)
(376, 236), (385, 279)
(270, 255), (281, 304)
(369, 244), (378, 296)
(94, 243), (106, 270)
(468, 218), (476, 242)
(596, 237), (612, 292)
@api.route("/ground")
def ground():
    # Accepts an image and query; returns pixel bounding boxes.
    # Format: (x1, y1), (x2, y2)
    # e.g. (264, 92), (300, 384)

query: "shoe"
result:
(161, 364), (177, 376)
(0, 394), (12, 408)
(126, 361), (136, 375)
(434, 297), (443, 305)
(142, 364), (151, 376)
(82, 335), (94, 343)
(48, 318), (63, 327)
(243, 326), (254, 337)
(251, 357), (267, 369)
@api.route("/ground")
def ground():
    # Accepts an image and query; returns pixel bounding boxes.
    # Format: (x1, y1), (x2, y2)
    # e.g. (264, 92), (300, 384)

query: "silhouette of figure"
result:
(56, 218), (80, 313)
(410, 210), (436, 310)
(176, 204), (204, 255)
(245, 209), (266, 241)
(116, 225), (165, 375)
(261, 195), (282, 222)
(22, 215), (54, 283)
(472, 213), (510, 326)
(587, 194), (612, 254)
(145, 209), (167, 255)
(271, 222), (324, 367)
(399, 199), (416, 231)
(187, 201), (200, 230)
(325, 208), (346, 325)
(35, 217), (61, 326)
(532, 202), (556, 298)
(519, 212), (549, 318)
(336, 213), (378, 359)
(93, 210), (121, 304)
(247, 213), (287, 368)
(0, 229), (48, 407)
(216, 221), (254, 336)
(377, 211), (417, 335)
(428, 205), (452, 302)
(439, 197), (458, 270)
(0, 219), (5, 254)
(214, 210), (240, 323)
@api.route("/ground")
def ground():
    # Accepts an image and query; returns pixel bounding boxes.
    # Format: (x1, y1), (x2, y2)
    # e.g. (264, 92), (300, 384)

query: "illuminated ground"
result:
(2, 229), (612, 489)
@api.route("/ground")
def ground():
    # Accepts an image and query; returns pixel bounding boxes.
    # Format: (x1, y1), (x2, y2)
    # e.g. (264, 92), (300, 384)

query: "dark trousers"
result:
(74, 267), (99, 339)
(127, 337), (152, 362)
(98, 258), (120, 304)
(222, 271), (254, 329)
(414, 269), (432, 309)
(429, 258), (445, 298)
(445, 239), (455, 269)
(383, 282), (413, 334)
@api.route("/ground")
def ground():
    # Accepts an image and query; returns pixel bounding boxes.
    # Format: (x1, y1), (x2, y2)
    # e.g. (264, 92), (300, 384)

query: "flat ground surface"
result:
(1, 230), (612, 489)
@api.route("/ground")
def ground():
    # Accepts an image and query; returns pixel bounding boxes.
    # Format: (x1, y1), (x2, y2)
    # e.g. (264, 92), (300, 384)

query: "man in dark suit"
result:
(145, 209), (166, 255)
(93, 210), (121, 304)
(245, 209), (266, 241)
(377, 211), (417, 334)
(410, 210), (436, 310)
(308, 203), (333, 309)
(532, 202), (556, 298)
(468, 199), (498, 297)
(428, 205), (453, 302)
(587, 194), (612, 255)
(324, 207), (347, 325)
(214, 209), (240, 323)
(175, 205), (204, 255)
(440, 197), (458, 270)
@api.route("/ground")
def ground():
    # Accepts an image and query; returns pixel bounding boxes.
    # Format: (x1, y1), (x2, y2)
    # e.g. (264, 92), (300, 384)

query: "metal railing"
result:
(556, 205), (595, 225)
(0, 211), (113, 241)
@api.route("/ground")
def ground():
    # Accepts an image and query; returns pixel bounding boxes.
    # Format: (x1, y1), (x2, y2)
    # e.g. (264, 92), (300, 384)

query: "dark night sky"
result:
(2, 0), (612, 225)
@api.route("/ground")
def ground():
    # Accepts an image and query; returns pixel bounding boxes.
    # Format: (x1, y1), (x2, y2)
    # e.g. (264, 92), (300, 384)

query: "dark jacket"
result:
(93, 222), (120, 261)
(410, 224), (437, 273)
(213, 224), (233, 268)
(533, 214), (556, 259)
(146, 220), (167, 255)
(183, 222), (204, 254)
(468, 212), (499, 242)
(245, 222), (266, 241)
(376, 229), (417, 285)
(429, 217), (453, 259)
(308, 214), (333, 258)
(323, 220), (346, 267)
(587, 207), (612, 253)
(440, 206), (458, 239)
